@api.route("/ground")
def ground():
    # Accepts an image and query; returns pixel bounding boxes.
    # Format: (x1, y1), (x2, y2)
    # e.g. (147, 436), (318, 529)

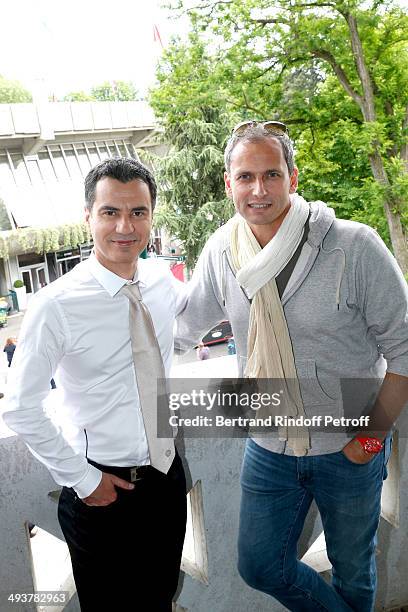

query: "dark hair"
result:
(84, 157), (157, 211)
(224, 124), (295, 175)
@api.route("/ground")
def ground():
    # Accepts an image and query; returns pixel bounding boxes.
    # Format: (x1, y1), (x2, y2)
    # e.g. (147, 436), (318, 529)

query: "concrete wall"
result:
(177, 436), (408, 612)
(0, 260), (8, 296)
(4, 257), (19, 290)
(0, 418), (407, 611)
(177, 438), (285, 611)
(0, 434), (69, 612)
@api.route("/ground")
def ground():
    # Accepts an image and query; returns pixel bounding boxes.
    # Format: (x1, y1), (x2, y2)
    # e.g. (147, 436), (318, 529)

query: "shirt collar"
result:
(88, 253), (148, 297)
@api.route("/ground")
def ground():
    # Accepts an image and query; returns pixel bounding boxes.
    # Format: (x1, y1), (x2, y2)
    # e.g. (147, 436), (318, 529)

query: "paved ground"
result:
(0, 312), (24, 348)
(0, 313), (24, 392)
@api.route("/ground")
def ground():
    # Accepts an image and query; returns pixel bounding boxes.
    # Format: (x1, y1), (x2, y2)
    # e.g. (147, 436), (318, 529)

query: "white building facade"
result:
(0, 100), (161, 307)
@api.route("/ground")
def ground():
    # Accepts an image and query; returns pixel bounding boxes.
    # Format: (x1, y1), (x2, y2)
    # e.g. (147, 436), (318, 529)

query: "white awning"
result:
(1, 180), (84, 228)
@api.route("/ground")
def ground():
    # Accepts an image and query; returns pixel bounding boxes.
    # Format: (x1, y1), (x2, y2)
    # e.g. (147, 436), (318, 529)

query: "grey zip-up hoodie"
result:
(176, 201), (408, 455)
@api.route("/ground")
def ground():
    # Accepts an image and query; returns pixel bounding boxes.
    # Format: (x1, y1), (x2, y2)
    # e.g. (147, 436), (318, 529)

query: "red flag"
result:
(170, 263), (185, 282)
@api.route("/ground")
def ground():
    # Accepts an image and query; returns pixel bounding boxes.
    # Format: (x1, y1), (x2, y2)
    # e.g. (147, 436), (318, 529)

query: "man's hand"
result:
(82, 472), (135, 507)
(342, 439), (377, 465)
(340, 371), (408, 466)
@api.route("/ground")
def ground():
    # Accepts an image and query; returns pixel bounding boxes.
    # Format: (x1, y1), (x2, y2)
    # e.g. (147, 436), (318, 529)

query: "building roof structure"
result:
(0, 100), (158, 231)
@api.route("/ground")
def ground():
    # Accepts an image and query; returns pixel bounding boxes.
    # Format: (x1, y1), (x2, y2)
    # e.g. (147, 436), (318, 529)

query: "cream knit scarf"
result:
(229, 194), (310, 456)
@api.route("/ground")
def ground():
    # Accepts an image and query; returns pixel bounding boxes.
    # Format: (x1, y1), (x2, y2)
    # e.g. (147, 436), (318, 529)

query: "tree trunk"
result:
(345, 12), (376, 122)
(369, 152), (408, 275)
(382, 200), (408, 276)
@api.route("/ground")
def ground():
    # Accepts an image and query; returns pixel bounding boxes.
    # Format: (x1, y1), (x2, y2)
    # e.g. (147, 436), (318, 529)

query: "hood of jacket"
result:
(307, 199), (336, 248)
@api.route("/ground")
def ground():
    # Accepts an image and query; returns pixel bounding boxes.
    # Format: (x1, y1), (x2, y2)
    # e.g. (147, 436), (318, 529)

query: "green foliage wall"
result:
(0, 223), (92, 260)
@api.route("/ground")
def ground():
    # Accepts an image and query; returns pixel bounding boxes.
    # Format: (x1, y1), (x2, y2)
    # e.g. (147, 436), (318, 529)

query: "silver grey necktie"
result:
(121, 282), (175, 474)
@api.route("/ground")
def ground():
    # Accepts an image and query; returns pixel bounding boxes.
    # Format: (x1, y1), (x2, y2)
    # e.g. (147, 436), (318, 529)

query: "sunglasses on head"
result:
(232, 120), (288, 136)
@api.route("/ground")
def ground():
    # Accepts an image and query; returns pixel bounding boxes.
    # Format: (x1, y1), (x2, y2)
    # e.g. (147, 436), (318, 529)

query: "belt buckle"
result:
(130, 467), (142, 483)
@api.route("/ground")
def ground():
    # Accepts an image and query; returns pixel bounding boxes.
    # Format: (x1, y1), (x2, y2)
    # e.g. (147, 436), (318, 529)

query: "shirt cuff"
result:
(73, 464), (103, 498)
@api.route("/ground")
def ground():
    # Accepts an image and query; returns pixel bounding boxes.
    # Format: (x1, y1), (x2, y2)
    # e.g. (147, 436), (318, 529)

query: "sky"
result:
(0, 0), (188, 99)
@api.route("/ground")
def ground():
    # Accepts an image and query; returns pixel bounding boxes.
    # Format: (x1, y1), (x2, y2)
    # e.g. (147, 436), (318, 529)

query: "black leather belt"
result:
(87, 458), (158, 483)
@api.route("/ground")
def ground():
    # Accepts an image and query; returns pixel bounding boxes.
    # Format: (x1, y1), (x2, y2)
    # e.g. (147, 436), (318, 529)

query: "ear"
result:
(289, 167), (299, 194)
(84, 206), (91, 224)
(224, 171), (233, 198)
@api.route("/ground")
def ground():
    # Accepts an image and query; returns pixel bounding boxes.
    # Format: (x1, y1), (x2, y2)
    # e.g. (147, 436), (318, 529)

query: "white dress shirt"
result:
(2, 255), (187, 498)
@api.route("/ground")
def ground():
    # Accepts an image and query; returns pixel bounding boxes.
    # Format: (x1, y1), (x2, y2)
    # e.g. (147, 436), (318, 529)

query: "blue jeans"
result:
(238, 438), (391, 612)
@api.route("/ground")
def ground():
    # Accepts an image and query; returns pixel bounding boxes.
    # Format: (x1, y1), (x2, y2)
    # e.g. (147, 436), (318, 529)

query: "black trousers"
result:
(58, 453), (187, 612)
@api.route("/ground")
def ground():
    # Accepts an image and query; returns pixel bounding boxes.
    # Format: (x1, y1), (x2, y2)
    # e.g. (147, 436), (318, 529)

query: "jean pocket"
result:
(339, 449), (378, 468)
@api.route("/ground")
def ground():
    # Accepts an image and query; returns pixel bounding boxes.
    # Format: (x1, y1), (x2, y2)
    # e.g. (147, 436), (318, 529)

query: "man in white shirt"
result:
(3, 158), (187, 612)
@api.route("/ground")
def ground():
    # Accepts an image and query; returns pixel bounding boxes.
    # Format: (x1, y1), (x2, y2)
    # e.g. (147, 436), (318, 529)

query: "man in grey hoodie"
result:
(176, 121), (408, 611)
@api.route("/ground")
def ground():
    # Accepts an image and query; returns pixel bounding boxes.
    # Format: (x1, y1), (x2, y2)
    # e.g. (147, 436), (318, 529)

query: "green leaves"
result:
(64, 81), (139, 103)
(150, 0), (407, 271)
(0, 223), (91, 260)
(0, 75), (32, 104)
(145, 112), (234, 266)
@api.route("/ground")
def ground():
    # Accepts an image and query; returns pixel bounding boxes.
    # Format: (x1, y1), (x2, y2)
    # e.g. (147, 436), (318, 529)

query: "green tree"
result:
(152, 0), (408, 273)
(150, 34), (227, 123)
(63, 81), (139, 103)
(0, 75), (32, 103)
(91, 80), (139, 101)
(149, 111), (235, 267)
(63, 91), (94, 102)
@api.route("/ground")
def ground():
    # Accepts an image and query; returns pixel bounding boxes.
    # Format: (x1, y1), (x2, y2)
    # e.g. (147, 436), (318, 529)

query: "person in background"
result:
(197, 341), (210, 361)
(227, 337), (236, 356)
(3, 337), (16, 367)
